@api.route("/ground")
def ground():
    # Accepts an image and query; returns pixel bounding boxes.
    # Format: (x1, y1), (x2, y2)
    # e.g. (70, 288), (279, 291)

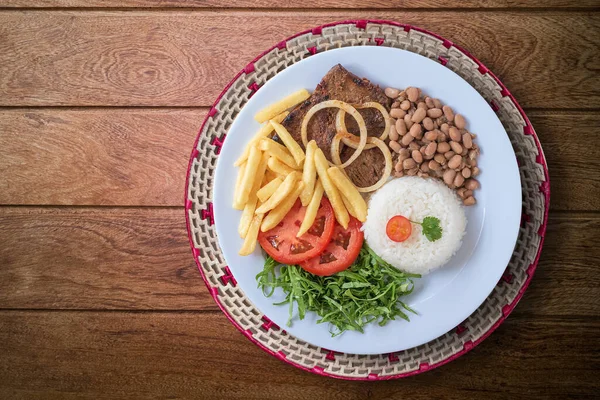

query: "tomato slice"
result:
(299, 217), (364, 276)
(386, 215), (412, 242)
(258, 198), (335, 264)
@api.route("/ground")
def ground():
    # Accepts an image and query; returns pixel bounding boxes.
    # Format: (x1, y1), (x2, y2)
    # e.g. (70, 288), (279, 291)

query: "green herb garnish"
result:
(411, 216), (442, 242)
(256, 245), (420, 336)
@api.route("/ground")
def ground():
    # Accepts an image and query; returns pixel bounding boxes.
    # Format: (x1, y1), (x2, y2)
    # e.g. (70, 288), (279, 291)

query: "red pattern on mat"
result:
(184, 20), (550, 381)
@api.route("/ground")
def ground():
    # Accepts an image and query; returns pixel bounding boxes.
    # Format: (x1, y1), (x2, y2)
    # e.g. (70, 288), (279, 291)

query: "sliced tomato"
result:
(258, 198), (335, 264)
(386, 215), (412, 242)
(299, 217), (364, 276)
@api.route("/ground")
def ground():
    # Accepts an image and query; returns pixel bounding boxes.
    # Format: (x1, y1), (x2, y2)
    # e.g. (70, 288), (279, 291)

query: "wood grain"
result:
(1, 207), (598, 318)
(0, 109), (203, 206)
(0, 311), (597, 399)
(1, 109), (598, 209)
(2, 0), (598, 8)
(0, 207), (213, 310)
(0, 11), (598, 107)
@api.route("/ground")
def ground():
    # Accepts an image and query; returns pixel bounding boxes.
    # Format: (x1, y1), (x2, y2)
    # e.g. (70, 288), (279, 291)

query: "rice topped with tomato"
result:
(363, 177), (467, 275)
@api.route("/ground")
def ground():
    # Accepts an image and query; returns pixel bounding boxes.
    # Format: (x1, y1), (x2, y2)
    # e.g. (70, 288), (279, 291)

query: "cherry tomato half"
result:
(258, 198), (335, 264)
(386, 215), (412, 242)
(299, 217), (364, 276)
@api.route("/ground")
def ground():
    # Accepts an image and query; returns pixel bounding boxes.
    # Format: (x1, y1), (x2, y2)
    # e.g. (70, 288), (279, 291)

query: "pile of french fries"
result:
(234, 90), (368, 256)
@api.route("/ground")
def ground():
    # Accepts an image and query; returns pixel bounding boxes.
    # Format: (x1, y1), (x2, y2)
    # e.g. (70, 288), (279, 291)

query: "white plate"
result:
(213, 46), (521, 355)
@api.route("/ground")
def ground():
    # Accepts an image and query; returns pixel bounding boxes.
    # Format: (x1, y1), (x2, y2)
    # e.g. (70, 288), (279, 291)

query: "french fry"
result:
(261, 181), (304, 232)
(239, 213), (264, 256)
(254, 89), (310, 123)
(328, 166), (368, 222)
(234, 111), (289, 166)
(259, 138), (298, 169)
(264, 169), (279, 182)
(267, 157), (296, 177)
(270, 121), (306, 166)
(235, 145), (262, 207)
(238, 153), (269, 238)
(314, 148), (349, 229)
(299, 140), (317, 206)
(257, 177), (283, 203)
(297, 180), (324, 237)
(341, 191), (359, 220)
(255, 171), (300, 214)
(232, 161), (247, 210)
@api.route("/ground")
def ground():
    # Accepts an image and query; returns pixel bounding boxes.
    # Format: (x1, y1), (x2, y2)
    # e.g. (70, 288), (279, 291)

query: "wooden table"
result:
(1, 2), (599, 399)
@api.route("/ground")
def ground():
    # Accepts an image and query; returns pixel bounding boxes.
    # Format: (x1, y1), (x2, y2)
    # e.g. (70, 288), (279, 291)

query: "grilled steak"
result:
(281, 64), (391, 188)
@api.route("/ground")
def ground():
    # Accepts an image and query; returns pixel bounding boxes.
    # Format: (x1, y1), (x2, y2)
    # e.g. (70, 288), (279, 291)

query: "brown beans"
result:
(385, 87), (400, 98)
(449, 127), (462, 142)
(463, 196), (476, 206)
(390, 86), (480, 205)
(394, 170), (404, 178)
(389, 124), (399, 141)
(450, 141), (463, 154)
(406, 167), (419, 176)
(422, 117), (434, 131)
(427, 108), (443, 118)
(448, 154), (462, 169)
(454, 114), (466, 129)
(403, 158), (417, 169)
(409, 123), (422, 138)
(453, 174), (465, 188)
(396, 118), (407, 135)
(390, 108), (406, 119)
(404, 114), (413, 129)
(389, 141), (402, 153)
(442, 105), (454, 122)
(401, 134), (414, 146)
(462, 133), (473, 149)
(411, 108), (427, 123)
(424, 130), (438, 142)
(428, 160), (441, 171)
(443, 169), (456, 186)
(412, 150), (423, 163)
(406, 87), (419, 102)
(464, 179), (480, 190)
(425, 142), (437, 157)
(437, 142), (451, 153)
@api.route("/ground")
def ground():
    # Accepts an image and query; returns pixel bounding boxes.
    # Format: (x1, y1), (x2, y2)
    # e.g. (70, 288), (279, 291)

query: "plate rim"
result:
(184, 19), (550, 380)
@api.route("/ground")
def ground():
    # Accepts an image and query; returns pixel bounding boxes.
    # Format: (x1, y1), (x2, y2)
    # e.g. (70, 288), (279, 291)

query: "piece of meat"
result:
(281, 64), (391, 188)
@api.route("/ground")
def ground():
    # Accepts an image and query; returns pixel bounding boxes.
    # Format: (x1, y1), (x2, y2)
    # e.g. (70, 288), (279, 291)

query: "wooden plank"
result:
(0, 109), (204, 206)
(1, 207), (598, 317)
(0, 207), (214, 311)
(2, 0), (598, 8)
(0, 12), (598, 108)
(1, 109), (598, 209)
(528, 111), (600, 211)
(0, 311), (597, 399)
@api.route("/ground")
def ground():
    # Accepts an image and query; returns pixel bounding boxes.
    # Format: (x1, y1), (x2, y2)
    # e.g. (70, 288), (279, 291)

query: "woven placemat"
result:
(185, 20), (549, 380)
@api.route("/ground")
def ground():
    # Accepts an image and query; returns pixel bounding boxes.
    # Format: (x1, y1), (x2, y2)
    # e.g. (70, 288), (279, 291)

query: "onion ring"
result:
(332, 132), (392, 193)
(335, 102), (390, 150)
(301, 100), (367, 169)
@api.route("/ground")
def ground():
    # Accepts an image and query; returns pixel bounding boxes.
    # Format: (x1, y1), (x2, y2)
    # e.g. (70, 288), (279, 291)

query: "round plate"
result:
(213, 46), (521, 354)
(185, 20), (549, 379)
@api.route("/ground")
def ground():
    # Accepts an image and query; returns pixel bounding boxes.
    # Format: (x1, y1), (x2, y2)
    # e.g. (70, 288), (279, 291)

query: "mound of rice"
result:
(363, 177), (467, 275)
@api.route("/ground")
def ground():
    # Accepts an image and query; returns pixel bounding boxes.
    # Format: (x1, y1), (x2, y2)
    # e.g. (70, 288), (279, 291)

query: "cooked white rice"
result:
(363, 177), (467, 275)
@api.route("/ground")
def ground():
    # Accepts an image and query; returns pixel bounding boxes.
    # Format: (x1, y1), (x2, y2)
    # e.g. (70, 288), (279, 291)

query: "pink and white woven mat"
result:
(185, 20), (549, 380)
